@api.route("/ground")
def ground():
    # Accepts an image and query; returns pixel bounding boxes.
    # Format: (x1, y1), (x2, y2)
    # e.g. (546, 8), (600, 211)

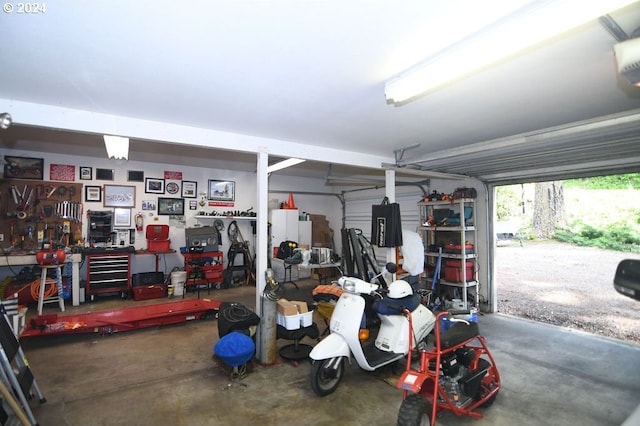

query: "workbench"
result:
(0, 252), (82, 306)
(271, 258), (342, 284)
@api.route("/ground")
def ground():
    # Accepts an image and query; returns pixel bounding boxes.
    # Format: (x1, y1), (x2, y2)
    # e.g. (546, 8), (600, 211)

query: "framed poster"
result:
(79, 166), (93, 180)
(158, 197), (185, 215)
(3, 156), (44, 180)
(182, 181), (197, 198)
(103, 185), (136, 208)
(113, 208), (131, 227)
(96, 168), (114, 180)
(142, 199), (156, 211)
(208, 180), (235, 201)
(145, 178), (165, 194)
(85, 185), (102, 202)
(50, 164), (75, 181)
(127, 170), (144, 182)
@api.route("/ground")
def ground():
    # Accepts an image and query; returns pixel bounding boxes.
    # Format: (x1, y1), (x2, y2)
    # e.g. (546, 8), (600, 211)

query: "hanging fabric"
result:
(370, 196), (403, 247)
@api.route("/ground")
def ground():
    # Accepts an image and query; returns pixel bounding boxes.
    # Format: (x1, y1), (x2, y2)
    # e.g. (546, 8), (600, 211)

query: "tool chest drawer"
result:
(86, 253), (131, 297)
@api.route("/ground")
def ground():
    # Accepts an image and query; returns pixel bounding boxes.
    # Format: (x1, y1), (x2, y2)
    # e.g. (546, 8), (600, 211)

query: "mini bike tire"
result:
(310, 358), (344, 396)
(397, 394), (432, 426)
(478, 388), (499, 408)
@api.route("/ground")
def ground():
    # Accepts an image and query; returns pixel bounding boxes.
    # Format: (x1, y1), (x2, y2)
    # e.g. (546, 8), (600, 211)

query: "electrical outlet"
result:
(0, 234), (4, 242)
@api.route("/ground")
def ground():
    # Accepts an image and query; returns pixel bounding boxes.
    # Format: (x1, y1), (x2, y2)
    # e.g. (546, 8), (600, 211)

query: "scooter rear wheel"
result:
(397, 394), (432, 426)
(310, 357), (344, 396)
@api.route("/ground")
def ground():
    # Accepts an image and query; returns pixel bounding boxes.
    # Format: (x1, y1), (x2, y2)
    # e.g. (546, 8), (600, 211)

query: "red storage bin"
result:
(132, 284), (167, 301)
(146, 225), (171, 252)
(444, 260), (475, 283)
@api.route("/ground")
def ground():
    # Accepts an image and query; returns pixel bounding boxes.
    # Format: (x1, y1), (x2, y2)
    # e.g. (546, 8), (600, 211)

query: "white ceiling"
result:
(1, 1), (640, 183)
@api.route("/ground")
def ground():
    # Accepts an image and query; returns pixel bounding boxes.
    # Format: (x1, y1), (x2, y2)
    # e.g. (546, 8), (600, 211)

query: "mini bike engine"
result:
(436, 347), (491, 407)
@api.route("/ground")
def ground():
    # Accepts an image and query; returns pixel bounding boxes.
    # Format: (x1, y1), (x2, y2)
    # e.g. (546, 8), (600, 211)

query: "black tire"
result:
(397, 394), (432, 426)
(478, 387), (499, 408)
(310, 358), (344, 396)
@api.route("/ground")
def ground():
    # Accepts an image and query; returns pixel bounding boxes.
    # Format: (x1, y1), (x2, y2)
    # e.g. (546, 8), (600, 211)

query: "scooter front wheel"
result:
(310, 357), (344, 396)
(397, 393), (432, 426)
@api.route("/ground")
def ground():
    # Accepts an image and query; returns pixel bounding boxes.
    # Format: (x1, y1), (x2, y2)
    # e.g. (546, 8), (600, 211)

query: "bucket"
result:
(440, 308), (478, 333)
(171, 271), (187, 296)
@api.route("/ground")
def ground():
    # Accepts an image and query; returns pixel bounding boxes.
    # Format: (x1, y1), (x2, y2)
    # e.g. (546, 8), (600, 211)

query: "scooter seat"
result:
(373, 294), (421, 316)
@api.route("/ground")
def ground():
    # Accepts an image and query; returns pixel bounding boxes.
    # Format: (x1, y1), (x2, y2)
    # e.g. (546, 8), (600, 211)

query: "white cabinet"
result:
(270, 209), (299, 251)
(418, 198), (478, 308)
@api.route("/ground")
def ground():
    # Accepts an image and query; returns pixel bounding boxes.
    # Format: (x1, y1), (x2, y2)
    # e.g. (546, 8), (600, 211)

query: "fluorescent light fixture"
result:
(267, 158), (306, 173)
(103, 135), (129, 160)
(385, 0), (638, 104)
(614, 37), (640, 86)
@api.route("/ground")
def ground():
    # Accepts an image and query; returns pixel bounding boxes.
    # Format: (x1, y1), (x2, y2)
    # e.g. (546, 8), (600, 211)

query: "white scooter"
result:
(309, 270), (436, 396)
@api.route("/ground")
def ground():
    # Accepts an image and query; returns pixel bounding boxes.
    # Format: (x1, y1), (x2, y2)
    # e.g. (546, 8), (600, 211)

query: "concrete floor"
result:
(14, 278), (640, 426)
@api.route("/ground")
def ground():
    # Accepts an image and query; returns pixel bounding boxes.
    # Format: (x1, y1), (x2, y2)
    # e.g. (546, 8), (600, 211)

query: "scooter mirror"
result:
(385, 262), (398, 274)
(614, 259), (640, 302)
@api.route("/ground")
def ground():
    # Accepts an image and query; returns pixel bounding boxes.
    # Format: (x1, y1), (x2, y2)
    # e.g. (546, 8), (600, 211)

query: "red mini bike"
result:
(396, 310), (501, 426)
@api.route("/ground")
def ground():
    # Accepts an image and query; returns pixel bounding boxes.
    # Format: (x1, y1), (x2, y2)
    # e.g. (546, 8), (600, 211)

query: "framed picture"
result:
(113, 208), (131, 227)
(96, 168), (114, 180)
(158, 197), (185, 216)
(208, 180), (235, 201)
(85, 185), (102, 202)
(3, 156), (44, 180)
(103, 184), (136, 208)
(127, 170), (144, 182)
(80, 166), (93, 180)
(145, 178), (165, 194)
(50, 164), (75, 181)
(182, 181), (197, 198)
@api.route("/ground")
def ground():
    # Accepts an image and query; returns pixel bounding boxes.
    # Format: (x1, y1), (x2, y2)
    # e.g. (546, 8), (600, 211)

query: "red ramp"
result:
(21, 298), (221, 337)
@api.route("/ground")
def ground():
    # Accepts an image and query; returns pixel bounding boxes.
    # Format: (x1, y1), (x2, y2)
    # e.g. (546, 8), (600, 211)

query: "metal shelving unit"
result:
(418, 198), (478, 308)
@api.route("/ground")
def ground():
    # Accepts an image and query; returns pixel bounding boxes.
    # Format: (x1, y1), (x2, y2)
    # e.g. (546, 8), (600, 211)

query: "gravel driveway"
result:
(496, 240), (640, 344)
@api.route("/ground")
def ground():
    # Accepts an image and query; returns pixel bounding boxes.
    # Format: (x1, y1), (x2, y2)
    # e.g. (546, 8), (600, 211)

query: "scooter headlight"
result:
(342, 279), (356, 293)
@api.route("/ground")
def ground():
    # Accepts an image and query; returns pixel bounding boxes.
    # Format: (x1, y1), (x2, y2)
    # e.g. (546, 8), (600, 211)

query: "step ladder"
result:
(0, 306), (46, 425)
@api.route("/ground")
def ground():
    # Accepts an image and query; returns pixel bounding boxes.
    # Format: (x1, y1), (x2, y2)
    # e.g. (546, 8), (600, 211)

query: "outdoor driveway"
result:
(496, 240), (640, 343)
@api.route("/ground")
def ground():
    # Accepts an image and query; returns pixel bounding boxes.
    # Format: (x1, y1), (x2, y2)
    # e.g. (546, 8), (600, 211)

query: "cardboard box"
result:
(277, 299), (298, 316)
(277, 299), (308, 316)
(290, 300), (308, 313)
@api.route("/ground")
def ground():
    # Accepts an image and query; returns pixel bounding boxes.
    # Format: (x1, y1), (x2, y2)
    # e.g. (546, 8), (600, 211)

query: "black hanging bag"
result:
(371, 197), (403, 247)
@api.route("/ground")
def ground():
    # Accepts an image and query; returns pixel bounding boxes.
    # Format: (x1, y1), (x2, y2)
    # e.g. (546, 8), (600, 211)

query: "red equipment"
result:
(20, 298), (221, 338)
(396, 310), (501, 426)
(146, 224), (170, 252)
(36, 247), (66, 265)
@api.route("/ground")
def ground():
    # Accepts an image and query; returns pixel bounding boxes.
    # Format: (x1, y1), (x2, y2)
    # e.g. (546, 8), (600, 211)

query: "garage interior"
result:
(2, 1), (640, 425)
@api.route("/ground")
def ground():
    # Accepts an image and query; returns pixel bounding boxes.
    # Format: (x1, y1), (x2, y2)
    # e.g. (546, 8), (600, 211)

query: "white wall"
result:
(0, 148), (342, 281)
(0, 147), (490, 309)
(341, 177), (489, 309)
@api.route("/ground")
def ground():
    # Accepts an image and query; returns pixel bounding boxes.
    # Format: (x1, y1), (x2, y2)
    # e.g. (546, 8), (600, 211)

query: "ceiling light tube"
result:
(103, 135), (130, 160)
(267, 158), (306, 173)
(385, 0), (638, 104)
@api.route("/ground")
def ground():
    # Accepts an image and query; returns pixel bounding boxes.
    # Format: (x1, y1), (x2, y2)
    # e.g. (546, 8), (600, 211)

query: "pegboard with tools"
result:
(0, 179), (84, 251)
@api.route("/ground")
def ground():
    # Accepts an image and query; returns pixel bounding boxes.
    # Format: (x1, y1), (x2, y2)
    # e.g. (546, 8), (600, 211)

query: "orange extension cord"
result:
(29, 277), (58, 301)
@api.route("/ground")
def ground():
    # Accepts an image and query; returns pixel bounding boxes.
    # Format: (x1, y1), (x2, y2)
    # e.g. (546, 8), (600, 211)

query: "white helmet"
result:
(388, 280), (413, 299)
